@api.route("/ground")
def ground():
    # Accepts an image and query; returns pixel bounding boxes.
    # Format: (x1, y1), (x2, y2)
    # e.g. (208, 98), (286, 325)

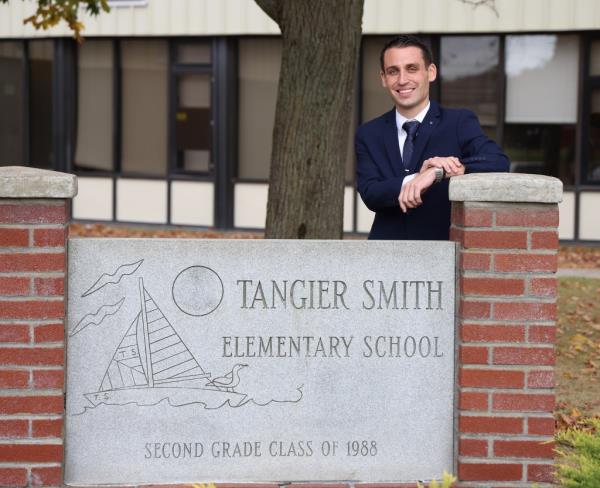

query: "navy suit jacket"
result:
(355, 101), (509, 240)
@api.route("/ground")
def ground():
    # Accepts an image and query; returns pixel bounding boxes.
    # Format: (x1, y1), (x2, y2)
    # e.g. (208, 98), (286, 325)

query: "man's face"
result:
(380, 46), (437, 118)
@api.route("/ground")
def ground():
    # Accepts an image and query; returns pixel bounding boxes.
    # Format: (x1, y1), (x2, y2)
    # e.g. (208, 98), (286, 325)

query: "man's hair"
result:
(379, 35), (434, 71)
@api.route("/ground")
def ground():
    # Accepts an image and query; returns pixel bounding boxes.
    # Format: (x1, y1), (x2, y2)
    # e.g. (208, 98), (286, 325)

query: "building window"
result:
(0, 42), (24, 166)
(176, 43), (211, 64)
(440, 36), (499, 132)
(75, 40), (114, 172)
(171, 41), (213, 175)
(174, 73), (212, 173)
(237, 37), (355, 183)
(504, 35), (578, 185)
(121, 40), (168, 176)
(503, 124), (576, 182)
(585, 39), (600, 184)
(29, 40), (54, 169)
(587, 90), (600, 182)
(238, 38), (281, 180)
(590, 39), (600, 76)
(361, 36), (394, 123)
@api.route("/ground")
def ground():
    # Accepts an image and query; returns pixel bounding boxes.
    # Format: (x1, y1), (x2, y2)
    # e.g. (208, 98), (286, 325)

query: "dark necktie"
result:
(402, 120), (420, 173)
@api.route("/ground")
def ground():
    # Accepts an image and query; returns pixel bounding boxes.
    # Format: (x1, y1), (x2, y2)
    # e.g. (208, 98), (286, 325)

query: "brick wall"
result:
(0, 169), (560, 488)
(0, 200), (68, 487)
(0, 167), (74, 488)
(451, 201), (558, 487)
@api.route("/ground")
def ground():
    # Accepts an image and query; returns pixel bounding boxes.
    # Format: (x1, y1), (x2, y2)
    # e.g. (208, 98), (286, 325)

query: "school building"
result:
(0, 0), (599, 242)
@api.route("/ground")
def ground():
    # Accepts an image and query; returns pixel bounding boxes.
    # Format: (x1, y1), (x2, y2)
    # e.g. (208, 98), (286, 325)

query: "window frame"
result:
(168, 39), (215, 179)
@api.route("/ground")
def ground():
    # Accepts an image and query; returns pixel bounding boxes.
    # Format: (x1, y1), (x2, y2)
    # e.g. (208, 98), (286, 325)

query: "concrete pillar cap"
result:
(449, 173), (562, 203)
(0, 166), (77, 199)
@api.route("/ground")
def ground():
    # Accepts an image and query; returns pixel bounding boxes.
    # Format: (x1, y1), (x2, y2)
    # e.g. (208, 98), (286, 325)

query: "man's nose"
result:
(397, 70), (407, 84)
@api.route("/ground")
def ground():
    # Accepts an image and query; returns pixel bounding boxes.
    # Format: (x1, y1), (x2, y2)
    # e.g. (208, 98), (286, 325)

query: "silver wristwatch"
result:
(433, 167), (445, 184)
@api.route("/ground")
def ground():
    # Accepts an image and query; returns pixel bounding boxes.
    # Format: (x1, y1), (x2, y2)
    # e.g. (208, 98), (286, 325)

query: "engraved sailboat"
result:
(84, 278), (247, 408)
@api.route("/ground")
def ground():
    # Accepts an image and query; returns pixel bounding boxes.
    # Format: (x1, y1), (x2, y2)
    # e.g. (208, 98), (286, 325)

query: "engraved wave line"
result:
(70, 385), (304, 415)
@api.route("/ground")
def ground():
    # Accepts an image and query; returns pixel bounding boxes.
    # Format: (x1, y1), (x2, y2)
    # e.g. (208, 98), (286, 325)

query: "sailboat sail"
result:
(97, 282), (209, 393)
(142, 287), (209, 384)
(99, 313), (147, 391)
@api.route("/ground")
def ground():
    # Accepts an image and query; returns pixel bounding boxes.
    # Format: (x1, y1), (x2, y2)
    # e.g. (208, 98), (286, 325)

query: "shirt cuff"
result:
(401, 173), (417, 187)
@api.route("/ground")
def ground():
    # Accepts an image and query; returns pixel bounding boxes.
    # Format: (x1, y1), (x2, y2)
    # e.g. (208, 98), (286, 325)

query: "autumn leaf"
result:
(4, 0), (111, 42)
(570, 333), (594, 352)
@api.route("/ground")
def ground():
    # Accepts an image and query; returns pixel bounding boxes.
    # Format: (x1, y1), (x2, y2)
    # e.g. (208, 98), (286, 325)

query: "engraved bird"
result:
(206, 363), (248, 392)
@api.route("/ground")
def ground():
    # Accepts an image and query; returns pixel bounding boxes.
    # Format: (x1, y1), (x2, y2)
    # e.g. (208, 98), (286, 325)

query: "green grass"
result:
(555, 418), (600, 487)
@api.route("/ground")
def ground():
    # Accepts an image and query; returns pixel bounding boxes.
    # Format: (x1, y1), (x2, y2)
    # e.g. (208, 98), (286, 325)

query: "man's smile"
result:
(396, 87), (415, 96)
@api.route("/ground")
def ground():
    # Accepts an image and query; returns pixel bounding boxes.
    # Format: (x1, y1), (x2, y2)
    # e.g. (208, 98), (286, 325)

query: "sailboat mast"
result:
(138, 277), (154, 387)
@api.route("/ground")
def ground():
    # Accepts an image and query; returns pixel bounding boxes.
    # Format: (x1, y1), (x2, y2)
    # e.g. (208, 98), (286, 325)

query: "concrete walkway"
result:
(557, 268), (600, 279)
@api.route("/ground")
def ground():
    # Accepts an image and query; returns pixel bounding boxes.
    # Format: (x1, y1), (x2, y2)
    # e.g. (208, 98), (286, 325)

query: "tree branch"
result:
(457, 0), (499, 17)
(255, 0), (282, 25)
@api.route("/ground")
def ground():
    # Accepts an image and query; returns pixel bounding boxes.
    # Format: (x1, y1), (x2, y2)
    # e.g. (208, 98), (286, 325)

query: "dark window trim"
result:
(496, 35), (506, 144)
(53, 38), (76, 173)
(167, 41), (175, 225)
(213, 36), (237, 229)
(112, 39), (121, 220)
(21, 41), (30, 165)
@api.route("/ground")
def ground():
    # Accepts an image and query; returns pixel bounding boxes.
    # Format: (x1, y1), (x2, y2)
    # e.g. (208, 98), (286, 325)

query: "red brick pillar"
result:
(450, 173), (562, 487)
(0, 167), (76, 487)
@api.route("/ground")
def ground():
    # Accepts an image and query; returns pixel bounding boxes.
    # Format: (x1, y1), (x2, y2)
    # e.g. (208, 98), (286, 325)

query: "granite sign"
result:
(65, 239), (456, 484)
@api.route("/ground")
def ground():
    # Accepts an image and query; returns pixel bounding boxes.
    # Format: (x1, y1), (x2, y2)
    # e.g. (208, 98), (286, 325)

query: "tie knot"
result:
(403, 120), (420, 138)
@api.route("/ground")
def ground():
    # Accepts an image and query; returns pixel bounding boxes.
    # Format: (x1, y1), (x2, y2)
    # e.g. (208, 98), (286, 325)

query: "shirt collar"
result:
(395, 101), (431, 131)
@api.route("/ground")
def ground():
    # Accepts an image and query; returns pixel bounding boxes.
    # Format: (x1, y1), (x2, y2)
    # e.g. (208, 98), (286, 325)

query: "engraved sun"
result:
(171, 266), (224, 316)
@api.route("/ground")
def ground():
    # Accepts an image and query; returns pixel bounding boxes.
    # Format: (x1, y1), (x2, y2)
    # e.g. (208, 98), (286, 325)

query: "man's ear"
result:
(428, 63), (437, 82)
(380, 70), (386, 87)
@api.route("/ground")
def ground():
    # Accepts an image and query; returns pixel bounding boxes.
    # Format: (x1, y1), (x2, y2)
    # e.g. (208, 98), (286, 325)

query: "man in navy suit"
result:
(356, 35), (509, 240)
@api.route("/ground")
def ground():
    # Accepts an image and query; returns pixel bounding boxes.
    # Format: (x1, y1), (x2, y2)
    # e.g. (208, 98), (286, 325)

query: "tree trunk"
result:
(256, 0), (364, 239)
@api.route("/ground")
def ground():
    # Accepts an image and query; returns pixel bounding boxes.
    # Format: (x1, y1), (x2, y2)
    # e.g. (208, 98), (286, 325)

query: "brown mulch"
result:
(69, 223), (263, 240)
(558, 246), (600, 269)
(69, 224), (600, 269)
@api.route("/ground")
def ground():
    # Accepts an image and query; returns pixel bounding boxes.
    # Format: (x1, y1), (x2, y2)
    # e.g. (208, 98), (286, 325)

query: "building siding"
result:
(2, 0), (600, 39)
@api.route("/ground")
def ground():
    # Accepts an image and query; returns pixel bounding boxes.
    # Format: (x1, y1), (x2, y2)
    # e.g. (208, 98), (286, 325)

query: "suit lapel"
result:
(411, 101), (441, 170)
(382, 109), (402, 177)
